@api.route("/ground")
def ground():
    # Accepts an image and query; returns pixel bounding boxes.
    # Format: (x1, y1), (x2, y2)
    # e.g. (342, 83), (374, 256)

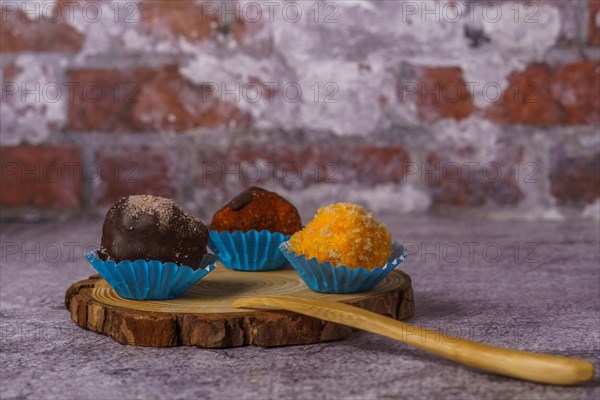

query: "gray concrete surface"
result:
(1, 214), (599, 400)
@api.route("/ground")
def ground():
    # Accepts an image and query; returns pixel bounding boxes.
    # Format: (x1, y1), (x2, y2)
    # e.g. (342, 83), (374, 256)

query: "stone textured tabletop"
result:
(1, 215), (599, 400)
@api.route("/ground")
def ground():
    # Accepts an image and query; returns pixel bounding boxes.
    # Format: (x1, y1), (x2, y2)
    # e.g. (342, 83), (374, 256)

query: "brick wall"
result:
(1, 0), (599, 221)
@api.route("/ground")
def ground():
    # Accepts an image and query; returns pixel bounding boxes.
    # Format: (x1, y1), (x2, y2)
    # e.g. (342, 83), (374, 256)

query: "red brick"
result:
(131, 66), (250, 132)
(352, 146), (411, 184)
(67, 67), (152, 132)
(589, 0), (600, 46)
(0, 6), (83, 52)
(552, 62), (600, 124)
(0, 146), (82, 208)
(425, 146), (524, 207)
(550, 148), (600, 206)
(486, 62), (600, 126)
(411, 67), (475, 121)
(95, 146), (178, 206)
(139, 1), (218, 44)
(67, 65), (250, 132)
(197, 143), (411, 190)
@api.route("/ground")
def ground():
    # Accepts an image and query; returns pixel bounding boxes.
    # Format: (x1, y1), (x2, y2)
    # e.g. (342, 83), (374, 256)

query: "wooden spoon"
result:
(233, 296), (595, 385)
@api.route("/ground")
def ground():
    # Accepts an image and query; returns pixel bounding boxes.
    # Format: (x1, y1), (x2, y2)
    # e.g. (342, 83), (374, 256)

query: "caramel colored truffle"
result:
(210, 186), (302, 235)
(289, 203), (391, 270)
(100, 195), (208, 268)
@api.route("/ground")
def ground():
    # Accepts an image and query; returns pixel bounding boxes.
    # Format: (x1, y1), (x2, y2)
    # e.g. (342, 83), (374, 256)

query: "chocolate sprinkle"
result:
(231, 186), (266, 211)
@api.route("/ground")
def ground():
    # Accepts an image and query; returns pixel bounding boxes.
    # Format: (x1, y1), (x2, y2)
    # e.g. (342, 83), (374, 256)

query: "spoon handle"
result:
(233, 295), (594, 385)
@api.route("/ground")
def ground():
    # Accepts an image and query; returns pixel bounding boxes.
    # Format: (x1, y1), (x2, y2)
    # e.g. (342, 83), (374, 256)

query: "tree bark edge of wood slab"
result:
(64, 271), (414, 348)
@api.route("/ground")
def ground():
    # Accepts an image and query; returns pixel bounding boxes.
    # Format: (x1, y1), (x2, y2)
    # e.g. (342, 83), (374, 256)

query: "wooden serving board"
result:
(65, 265), (413, 348)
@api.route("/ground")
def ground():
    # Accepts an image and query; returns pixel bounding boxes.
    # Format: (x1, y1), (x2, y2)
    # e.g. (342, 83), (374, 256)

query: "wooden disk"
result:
(65, 265), (414, 348)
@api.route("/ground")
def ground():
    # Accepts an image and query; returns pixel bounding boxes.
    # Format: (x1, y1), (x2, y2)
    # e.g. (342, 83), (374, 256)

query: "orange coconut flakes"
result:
(289, 203), (391, 270)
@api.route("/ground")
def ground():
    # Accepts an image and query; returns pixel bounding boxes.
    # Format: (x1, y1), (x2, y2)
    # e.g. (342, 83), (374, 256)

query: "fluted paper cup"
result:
(279, 241), (407, 294)
(86, 250), (218, 300)
(208, 230), (290, 271)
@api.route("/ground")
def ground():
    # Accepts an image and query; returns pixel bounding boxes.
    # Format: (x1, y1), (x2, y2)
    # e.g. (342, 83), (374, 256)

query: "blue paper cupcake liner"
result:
(86, 251), (218, 300)
(279, 241), (407, 294)
(208, 230), (290, 271)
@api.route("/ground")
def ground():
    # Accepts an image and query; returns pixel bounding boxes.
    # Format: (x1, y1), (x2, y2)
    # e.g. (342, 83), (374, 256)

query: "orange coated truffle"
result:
(210, 187), (302, 235)
(289, 203), (391, 270)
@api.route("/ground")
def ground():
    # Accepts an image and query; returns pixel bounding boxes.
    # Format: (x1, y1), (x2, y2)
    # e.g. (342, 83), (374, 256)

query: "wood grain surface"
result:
(65, 266), (414, 348)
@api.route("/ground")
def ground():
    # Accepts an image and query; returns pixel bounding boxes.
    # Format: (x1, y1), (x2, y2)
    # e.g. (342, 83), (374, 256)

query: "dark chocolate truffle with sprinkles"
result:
(100, 195), (208, 269)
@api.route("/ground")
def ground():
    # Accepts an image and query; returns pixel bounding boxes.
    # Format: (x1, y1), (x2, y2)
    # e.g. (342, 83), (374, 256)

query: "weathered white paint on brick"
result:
(180, 1), (560, 133)
(1, 55), (66, 145)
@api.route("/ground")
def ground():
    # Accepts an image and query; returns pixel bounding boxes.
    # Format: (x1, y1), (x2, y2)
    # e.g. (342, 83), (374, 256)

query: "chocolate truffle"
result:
(289, 203), (391, 270)
(210, 186), (302, 235)
(100, 195), (208, 268)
